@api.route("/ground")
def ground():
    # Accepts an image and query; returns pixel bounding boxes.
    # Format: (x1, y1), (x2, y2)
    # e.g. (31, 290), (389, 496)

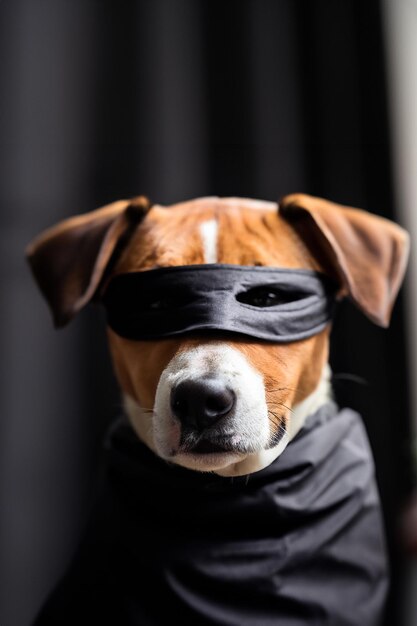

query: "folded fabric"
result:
(102, 264), (338, 342)
(34, 402), (388, 626)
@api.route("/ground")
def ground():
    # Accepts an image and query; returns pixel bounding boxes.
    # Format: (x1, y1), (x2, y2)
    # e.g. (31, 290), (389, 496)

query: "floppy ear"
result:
(279, 193), (410, 327)
(26, 196), (151, 327)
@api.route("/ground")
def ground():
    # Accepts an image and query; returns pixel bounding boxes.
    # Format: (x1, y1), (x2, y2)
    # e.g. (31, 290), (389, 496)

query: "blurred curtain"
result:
(0, 1), (411, 625)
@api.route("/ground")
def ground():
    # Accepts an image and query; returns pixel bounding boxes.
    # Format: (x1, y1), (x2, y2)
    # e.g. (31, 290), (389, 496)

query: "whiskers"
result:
(265, 381), (294, 439)
(266, 409), (288, 448)
(267, 408), (287, 428)
(269, 401), (294, 414)
(265, 385), (299, 394)
(331, 372), (368, 386)
(264, 377), (311, 394)
(267, 396), (290, 448)
(267, 400), (293, 435)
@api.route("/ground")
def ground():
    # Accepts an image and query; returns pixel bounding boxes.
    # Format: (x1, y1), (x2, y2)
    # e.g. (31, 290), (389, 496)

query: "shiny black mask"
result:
(102, 264), (338, 343)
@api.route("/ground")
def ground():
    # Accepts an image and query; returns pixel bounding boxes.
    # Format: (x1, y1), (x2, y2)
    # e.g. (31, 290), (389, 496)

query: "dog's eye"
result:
(237, 287), (285, 307)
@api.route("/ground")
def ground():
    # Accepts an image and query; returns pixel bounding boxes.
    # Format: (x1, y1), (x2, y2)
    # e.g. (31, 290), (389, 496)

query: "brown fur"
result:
(26, 194), (409, 453)
(107, 198), (329, 440)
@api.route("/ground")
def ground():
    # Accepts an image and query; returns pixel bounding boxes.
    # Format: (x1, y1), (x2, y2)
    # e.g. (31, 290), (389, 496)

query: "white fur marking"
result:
(199, 219), (218, 263)
(153, 344), (270, 473)
(123, 360), (333, 478)
(289, 363), (333, 440)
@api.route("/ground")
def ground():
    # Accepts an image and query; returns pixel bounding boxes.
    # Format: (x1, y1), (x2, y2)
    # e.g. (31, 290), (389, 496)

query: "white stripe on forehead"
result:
(199, 219), (218, 263)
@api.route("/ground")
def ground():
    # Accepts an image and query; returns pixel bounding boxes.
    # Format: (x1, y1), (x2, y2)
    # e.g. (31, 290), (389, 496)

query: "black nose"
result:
(170, 378), (236, 431)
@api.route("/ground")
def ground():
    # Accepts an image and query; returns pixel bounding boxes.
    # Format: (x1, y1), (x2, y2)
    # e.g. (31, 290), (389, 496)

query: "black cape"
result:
(34, 402), (388, 626)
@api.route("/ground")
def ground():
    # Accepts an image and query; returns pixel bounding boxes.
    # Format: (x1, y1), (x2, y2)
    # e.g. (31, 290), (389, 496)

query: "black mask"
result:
(101, 264), (338, 343)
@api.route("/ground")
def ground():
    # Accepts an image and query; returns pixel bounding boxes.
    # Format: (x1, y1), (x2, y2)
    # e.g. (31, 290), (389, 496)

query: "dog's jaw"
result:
(122, 350), (333, 477)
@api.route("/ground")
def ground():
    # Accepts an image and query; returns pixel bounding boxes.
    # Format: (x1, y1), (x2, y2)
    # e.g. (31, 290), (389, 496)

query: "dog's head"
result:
(26, 194), (409, 476)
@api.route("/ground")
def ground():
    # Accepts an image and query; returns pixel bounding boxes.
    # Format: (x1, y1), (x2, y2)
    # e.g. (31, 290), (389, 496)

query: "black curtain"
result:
(0, 2), (412, 625)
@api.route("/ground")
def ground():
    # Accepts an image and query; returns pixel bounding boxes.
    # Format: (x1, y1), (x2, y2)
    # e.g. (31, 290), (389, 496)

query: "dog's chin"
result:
(171, 450), (246, 473)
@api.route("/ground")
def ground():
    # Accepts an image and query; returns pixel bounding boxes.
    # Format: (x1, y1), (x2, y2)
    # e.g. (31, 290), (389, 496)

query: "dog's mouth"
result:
(175, 437), (246, 471)
(189, 439), (232, 455)
(177, 431), (253, 458)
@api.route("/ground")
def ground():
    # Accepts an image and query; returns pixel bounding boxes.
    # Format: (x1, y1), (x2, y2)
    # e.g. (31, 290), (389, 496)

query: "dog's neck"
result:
(123, 363), (333, 475)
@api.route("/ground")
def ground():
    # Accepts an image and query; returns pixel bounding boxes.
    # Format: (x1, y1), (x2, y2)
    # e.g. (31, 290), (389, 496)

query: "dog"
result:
(27, 194), (409, 625)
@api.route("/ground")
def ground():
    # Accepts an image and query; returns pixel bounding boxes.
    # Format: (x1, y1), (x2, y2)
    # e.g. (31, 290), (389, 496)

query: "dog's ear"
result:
(26, 196), (151, 327)
(279, 193), (410, 327)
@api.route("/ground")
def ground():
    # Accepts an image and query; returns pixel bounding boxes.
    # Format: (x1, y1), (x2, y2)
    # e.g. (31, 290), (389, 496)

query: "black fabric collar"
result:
(33, 404), (388, 625)
(102, 264), (338, 342)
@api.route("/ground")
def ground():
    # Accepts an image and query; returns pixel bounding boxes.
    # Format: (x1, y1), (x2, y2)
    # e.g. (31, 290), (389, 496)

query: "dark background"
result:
(0, 1), (413, 625)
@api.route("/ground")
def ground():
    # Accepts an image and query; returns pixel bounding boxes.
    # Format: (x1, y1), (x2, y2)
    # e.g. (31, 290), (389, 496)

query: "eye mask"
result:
(101, 264), (338, 343)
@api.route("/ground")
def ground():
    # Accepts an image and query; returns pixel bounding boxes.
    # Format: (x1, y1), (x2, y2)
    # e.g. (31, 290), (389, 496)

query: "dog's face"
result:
(106, 198), (330, 475)
(26, 194), (409, 476)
